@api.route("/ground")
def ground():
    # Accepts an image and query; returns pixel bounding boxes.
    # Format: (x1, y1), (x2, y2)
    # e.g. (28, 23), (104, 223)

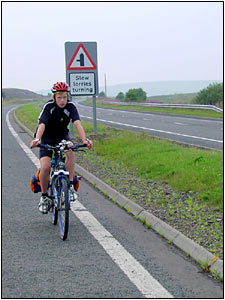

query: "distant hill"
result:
(2, 88), (48, 101)
(101, 80), (222, 97)
(36, 89), (51, 96)
(147, 92), (198, 104)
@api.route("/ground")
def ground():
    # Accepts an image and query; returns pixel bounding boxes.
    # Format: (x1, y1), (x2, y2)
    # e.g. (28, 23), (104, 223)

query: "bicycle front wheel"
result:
(52, 201), (58, 226)
(58, 178), (69, 240)
(49, 184), (58, 225)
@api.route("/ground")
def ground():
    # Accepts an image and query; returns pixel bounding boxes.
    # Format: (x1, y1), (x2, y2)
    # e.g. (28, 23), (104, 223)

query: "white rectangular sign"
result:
(70, 73), (95, 95)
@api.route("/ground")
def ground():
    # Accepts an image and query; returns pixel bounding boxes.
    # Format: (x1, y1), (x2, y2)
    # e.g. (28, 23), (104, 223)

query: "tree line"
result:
(192, 83), (223, 106)
(99, 88), (147, 102)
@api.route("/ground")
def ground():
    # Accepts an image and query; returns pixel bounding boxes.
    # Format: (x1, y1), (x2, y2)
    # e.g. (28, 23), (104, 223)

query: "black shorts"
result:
(39, 134), (72, 159)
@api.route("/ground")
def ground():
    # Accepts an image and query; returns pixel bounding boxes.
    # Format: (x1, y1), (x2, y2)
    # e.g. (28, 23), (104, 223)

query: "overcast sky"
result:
(2, 1), (223, 92)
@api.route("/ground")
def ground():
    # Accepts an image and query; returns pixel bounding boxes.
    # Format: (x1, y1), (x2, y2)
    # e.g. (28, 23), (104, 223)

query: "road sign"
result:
(67, 44), (96, 70)
(70, 73), (95, 95)
(65, 42), (99, 96)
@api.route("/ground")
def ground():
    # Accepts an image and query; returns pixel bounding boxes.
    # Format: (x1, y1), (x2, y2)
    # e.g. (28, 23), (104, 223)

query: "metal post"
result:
(70, 95), (74, 137)
(104, 73), (107, 98)
(93, 95), (97, 134)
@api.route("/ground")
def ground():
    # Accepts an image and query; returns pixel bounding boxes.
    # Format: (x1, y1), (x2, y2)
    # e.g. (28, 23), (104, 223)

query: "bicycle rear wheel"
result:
(58, 178), (69, 240)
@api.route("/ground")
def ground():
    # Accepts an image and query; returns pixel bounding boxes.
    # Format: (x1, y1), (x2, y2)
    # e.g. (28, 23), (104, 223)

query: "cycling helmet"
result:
(51, 82), (70, 92)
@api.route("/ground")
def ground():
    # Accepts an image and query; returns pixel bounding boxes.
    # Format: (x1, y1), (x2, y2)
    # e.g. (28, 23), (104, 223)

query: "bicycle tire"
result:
(58, 178), (69, 240)
(49, 183), (58, 225)
(52, 201), (58, 225)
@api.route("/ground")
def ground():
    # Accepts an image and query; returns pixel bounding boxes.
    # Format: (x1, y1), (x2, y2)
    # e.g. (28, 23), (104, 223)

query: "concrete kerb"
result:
(13, 109), (224, 280)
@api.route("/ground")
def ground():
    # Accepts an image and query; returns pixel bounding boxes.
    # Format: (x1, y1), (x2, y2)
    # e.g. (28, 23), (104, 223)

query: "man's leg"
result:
(39, 156), (51, 193)
(65, 150), (77, 201)
(65, 150), (75, 181)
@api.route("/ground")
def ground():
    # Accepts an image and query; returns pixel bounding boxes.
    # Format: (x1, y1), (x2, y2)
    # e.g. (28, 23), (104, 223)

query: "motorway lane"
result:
(76, 102), (223, 150)
(2, 105), (223, 298)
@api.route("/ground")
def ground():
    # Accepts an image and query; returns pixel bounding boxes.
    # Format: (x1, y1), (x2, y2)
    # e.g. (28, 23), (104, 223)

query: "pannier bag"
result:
(30, 169), (80, 193)
(30, 168), (41, 193)
(73, 174), (80, 191)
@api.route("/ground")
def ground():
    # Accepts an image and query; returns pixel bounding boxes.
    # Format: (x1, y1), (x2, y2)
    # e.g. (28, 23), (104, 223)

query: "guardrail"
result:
(142, 103), (223, 112)
(101, 101), (223, 113)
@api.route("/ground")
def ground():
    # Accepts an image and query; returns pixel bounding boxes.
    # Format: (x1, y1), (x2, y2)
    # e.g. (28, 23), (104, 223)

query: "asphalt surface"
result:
(76, 101), (223, 151)
(2, 105), (223, 298)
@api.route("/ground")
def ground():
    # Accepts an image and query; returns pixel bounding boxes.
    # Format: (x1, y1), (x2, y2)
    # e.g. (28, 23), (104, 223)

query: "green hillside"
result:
(2, 88), (48, 101)
(147, 92), (197, 104)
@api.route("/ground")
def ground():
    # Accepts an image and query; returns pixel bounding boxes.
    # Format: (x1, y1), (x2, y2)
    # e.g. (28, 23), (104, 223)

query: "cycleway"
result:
(2, 105), (223, 298)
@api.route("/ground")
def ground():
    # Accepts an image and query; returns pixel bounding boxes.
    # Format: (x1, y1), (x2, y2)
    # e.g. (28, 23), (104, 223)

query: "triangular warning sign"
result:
(67, 44), (96, 70)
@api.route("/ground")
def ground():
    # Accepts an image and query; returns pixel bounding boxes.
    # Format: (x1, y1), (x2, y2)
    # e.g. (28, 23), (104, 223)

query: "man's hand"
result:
(30, 138), (41, 148)
(84, 138), (92, 150)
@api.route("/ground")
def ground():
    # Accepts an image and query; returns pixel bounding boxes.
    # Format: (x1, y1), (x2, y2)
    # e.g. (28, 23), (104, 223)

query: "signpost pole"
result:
(70, 95), (74, 136)
(93, 95), (97, 134)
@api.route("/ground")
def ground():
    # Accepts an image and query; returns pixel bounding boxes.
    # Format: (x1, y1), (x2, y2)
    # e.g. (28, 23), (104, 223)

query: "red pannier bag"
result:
(30, 168), (41, 193)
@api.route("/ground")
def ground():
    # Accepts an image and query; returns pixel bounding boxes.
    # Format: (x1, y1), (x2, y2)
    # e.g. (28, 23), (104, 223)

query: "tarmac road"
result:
(2, 105), (223, 298)
(76, 101), (223, 151)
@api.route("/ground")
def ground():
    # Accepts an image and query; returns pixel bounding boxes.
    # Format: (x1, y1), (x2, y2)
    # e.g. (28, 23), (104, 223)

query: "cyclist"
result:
(30, 81), (92, 213)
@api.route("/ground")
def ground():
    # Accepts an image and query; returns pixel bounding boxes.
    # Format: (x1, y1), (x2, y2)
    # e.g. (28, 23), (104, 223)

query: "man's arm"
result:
(74, 120), (92, 149)
(36, 123), (45, 139)
(30, 123), (45, 148)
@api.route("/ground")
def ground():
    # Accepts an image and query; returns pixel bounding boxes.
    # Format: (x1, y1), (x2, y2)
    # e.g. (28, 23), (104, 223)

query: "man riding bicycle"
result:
(30, 82), (92, 213)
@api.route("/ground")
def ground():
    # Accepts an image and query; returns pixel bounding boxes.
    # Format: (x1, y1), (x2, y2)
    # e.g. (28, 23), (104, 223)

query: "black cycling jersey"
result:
(35, 99), (80, 141)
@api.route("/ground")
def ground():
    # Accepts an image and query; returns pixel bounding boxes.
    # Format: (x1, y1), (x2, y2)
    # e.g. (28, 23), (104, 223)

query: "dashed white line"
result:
(174, 122), (187, 126)
(6, 108), (173, 299)
(143, 118), (152, 121)
(80, 115), (223, 144)
(76, 102), (223, 123)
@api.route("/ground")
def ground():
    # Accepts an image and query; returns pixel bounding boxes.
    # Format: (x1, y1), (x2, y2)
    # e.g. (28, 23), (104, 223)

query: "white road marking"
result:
(6, 109), (40, 168)
(174, 122), (187, 126)
(80, 115), (223, 143)
(76, 102), (223, 123)
(6, 108), (173, 298)
(71, 201), (173, 298)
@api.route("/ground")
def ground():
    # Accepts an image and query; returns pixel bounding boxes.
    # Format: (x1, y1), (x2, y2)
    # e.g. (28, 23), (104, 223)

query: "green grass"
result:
(93, 130), (223, 209)
(16, 102), (223, 210)
(147, 93), (198, 104)
(15, 101), (45, 132)
(84, 100), (223, 119)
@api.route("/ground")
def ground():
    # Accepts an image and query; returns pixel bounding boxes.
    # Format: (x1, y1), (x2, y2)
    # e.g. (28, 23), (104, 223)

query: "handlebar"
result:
(36, 142), (87, 152)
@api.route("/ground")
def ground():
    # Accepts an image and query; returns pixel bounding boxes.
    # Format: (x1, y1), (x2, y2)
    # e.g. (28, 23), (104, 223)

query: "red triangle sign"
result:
(67, 43), (96, 70)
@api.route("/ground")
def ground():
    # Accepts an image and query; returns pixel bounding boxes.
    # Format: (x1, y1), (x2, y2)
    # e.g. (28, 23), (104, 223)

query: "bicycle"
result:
(38, 140), (87, 240)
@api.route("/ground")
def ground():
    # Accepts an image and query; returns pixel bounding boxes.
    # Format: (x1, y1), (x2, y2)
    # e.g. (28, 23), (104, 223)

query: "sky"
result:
(2, 1), (223, 92)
